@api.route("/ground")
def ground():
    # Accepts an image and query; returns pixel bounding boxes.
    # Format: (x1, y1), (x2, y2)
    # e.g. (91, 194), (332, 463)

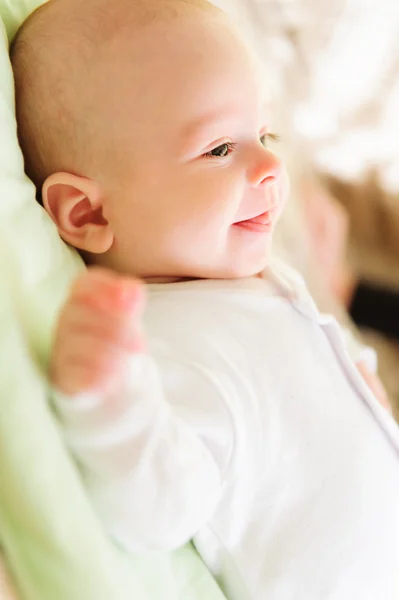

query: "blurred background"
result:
(215, 0), (399, 416)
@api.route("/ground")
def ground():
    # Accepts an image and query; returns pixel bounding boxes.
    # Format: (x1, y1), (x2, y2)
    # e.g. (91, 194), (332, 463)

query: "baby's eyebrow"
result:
(182, 109), (237, 140)
(179, 108), (251, 155)
(181, 98), (271, 141)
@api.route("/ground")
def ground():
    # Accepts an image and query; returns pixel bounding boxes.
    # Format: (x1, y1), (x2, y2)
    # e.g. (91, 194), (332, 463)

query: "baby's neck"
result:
(144, 276), (198, 284)
(144, 273), (264, 284)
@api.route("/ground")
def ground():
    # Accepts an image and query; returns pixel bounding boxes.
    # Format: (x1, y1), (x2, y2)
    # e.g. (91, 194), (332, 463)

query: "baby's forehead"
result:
(12, 0), (267, 169)
(14, 0), (221, 56)
(105, 10), (268, 136)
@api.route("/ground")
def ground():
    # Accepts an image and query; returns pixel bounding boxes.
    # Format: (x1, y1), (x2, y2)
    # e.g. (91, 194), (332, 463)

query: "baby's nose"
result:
(248, 147), (283, 188)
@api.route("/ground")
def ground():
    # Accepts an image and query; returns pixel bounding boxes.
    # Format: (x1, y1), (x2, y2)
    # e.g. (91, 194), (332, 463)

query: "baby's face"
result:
(47, 7), (288, 281)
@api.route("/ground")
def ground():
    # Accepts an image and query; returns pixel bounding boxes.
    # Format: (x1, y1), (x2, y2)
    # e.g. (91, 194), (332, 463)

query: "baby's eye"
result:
(260, 132), (280, 148)
(204, 142), (236, 158)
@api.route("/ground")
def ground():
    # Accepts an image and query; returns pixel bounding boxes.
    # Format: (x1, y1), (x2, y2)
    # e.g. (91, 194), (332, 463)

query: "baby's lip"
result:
(234, 207), (278, 226)
(233, 210), (278, 233)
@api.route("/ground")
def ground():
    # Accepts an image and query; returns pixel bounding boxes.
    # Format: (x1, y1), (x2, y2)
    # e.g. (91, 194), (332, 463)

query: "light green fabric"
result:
(1, 0), (45, 42)
(0, 2), (226, 599)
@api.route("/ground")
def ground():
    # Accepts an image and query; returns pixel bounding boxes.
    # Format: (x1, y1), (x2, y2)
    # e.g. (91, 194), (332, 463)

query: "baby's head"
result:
(11, 0), (288, 282)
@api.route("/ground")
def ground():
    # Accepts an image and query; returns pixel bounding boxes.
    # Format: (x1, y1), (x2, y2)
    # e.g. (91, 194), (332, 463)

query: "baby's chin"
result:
(203, 251), (272, 281)
(225, 243), (274, 280)
(176, 241), (274, 281)
(219, 262), (269, 280)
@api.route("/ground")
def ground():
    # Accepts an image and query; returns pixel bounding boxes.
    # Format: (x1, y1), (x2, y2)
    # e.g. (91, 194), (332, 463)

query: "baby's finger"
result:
(57, 303), (146, 353)
(70, 268), (146, 315)
(52, 338), (132, 394)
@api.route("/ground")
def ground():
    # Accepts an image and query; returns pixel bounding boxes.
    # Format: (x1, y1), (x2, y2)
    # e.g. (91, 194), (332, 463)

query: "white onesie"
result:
(54, 263), (399, 600)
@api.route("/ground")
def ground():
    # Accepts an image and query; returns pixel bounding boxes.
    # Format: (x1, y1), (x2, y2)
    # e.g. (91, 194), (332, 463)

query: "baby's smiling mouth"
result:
(233, 210), (277, 233)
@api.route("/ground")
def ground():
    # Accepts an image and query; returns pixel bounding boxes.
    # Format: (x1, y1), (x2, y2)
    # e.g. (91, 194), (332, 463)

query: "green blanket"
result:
(0, 2), (226, 599)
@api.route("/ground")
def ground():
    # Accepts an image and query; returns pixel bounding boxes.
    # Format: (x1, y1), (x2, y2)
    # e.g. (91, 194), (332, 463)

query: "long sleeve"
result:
(52, 354), (233, 553)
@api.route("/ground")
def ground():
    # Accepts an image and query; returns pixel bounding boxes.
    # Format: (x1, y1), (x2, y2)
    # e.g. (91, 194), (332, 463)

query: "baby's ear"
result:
(42, 173), (114, 253)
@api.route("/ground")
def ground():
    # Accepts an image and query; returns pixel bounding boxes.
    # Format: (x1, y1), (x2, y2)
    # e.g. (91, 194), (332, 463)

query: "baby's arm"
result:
(51, 269), (230, 552)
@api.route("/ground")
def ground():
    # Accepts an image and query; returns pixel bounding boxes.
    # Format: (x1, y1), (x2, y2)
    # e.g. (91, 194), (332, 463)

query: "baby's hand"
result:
(50, 267), (146, 396)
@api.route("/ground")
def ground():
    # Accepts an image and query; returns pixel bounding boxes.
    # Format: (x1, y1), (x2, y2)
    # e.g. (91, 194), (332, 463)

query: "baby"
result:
(11, 0), (399, 598)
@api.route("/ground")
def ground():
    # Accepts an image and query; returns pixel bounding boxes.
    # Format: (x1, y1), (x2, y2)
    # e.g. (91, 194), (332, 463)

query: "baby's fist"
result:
(51, 267), (146, 396)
